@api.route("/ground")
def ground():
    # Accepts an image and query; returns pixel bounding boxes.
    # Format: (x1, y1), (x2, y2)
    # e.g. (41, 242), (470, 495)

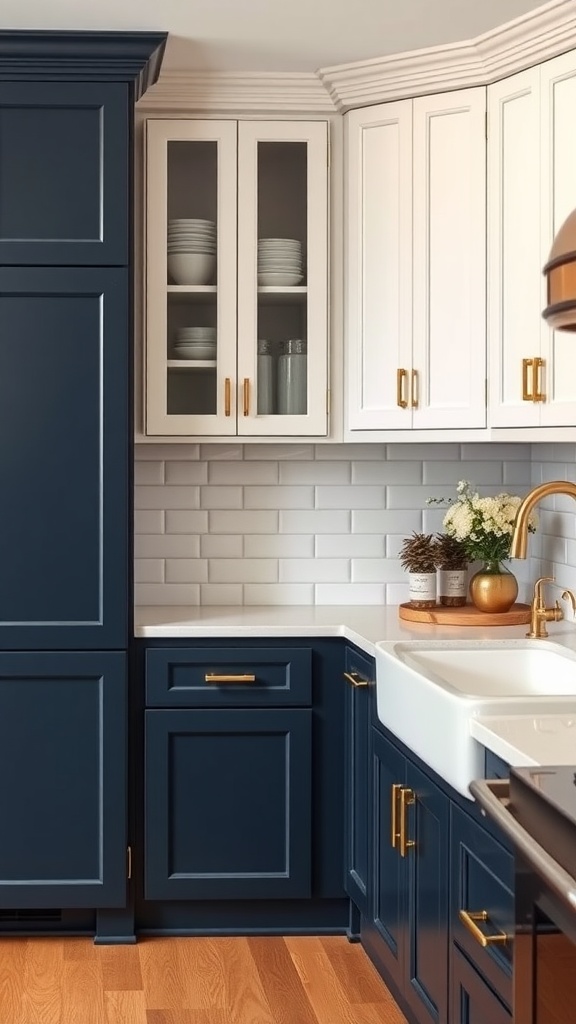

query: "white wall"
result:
(134, 441), (533, 605)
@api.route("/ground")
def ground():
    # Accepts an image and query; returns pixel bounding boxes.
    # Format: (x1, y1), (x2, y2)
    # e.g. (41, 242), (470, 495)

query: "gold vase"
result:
(469, 560), (518, 614)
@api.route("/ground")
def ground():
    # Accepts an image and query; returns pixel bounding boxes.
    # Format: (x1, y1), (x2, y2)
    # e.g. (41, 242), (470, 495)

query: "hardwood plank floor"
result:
(0, 935), (408, 1024)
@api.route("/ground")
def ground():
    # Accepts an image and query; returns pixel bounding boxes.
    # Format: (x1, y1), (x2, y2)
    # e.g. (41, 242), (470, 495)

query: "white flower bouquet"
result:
(427, 480), (537, 564)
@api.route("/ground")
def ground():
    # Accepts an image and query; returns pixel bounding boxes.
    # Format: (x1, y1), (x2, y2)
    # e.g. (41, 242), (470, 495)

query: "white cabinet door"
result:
(237, 120), (328, 436)
(412, 88), (487, 429)
(488, 68), (541, 427)
(346, 90), (486, 432)
(145, 119), (238, 436)
(346, 102), (413, 429)
(539, 50), (576, 426)
(488, 51), (576, 429)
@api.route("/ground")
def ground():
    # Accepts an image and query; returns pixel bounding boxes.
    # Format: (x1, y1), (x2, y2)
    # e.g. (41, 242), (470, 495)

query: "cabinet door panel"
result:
(450, 945), (511, 1024)
(412, 88), (486, 429)
(370, 728), (406, 986)
(145, 708), (311, 900)
(0, 82), (128, 266)
(0, 268), (129, 649)
(405, 762), (449, 1024)
(346, 102), (413, 430)
(0, 652), (126, 908)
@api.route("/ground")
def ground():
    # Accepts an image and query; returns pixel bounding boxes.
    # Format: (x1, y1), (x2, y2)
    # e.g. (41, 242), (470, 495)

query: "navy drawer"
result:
(145, 646), (312, 707)
(344, 645), (375, 686)
(451, 805), (513, 1010)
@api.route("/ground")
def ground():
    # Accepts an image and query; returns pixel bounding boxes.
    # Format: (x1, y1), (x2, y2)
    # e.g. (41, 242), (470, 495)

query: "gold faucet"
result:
(511, 480), (576, 637)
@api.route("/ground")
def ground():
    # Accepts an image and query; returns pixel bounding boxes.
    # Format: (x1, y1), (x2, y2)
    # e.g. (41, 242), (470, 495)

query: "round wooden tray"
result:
(398, 602), (531, 626)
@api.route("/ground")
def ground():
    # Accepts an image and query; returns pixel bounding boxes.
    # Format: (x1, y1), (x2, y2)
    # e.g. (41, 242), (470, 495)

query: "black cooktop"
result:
(510, 765), (576, 878)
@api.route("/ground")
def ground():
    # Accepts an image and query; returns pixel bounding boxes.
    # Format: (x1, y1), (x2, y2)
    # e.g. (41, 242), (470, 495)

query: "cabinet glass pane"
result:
(166, 141), (219, 417)
(256, 141), (308, 416)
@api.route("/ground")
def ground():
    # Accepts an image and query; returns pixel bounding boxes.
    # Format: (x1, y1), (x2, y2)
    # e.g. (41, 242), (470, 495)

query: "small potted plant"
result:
(435, 533), (468, 607)
(399, 532), (438, 608)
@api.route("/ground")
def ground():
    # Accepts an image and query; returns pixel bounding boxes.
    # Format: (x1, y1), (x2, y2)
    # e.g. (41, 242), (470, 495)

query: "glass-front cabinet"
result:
(145, 119), (328, 437)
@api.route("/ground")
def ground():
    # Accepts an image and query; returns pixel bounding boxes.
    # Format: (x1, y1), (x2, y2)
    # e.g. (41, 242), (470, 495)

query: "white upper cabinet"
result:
(145, 119), (328, 437)
(489, 50), (576, 428)
(346, 88), (486, 432)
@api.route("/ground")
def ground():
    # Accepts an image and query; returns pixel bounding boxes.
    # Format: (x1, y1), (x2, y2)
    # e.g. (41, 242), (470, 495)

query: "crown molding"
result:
(319, 0), (576, 111)
(138, 70), (337, 113)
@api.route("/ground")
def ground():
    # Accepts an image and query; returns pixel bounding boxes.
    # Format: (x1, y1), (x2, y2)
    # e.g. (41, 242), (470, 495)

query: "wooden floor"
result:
(0, 934), (408, 1024)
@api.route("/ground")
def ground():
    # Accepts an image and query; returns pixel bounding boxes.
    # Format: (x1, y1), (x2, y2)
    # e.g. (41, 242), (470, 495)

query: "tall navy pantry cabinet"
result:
(0, 32), (166, 919)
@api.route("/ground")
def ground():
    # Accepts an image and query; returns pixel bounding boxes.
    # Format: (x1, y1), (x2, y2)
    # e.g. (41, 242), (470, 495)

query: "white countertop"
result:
(135, 605), (576, 771)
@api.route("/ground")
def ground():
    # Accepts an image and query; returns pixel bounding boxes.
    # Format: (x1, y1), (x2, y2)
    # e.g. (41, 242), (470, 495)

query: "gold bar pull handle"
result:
(205, 673), (256, 684)
(391, 783), (402, 850)
(522, 358), (534, 401)
(224, 377), (232, 417)
(243, 378), (250, 417)
(533, 357), (545, 402)
(411, 369), (419, 409)
(397, 368), (408, 409)
(343, 671), (369, 688)
(459, 910), (508, 947)
(399, 787), (415, 857)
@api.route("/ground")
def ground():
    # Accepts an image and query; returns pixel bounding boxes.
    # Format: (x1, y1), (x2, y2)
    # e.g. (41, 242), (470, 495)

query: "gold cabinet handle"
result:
(533, 356), (545, 402)
(224, 377), (231, 417)
(343, 671), (369, 688)
(243, 378), (250, 417)
(411, 369), (419, 409)
(391, 783), (402, 849)
(459, 910), (508, 947)
(522, 358), (534, 401)
(204, 673), (256, 684)
(399, 787), (415, 857)
(397, 368), (408, 409)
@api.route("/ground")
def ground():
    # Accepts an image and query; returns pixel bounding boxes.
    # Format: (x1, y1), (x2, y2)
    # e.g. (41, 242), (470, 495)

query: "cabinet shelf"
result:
(167, 285), (217, 304)
(257, 286), (308, 305)
(167, 360), (217, 370)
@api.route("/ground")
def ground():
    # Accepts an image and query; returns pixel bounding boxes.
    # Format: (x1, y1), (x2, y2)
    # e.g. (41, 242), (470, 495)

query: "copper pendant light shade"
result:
(543, 207), (576, 330)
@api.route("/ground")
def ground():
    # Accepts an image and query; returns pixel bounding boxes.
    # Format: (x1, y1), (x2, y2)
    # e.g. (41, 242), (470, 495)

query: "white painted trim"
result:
(320, 0), (576, 111)
(138, 71), (336, 113)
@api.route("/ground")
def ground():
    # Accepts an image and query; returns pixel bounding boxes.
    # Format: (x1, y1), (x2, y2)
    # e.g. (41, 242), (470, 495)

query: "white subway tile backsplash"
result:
(135, 583), (200, 605)
(502, 462), (532, 486)
(280, 509), (350, 534)
(244, 583), (314, 605)
(244, 444), (314, 460)
(315, 583), (386, 604)
(316, 443), (386, 460)
(423, 462), (504, 486)
(387, 443), (459, 461)
(461, 443), (530, 461)
(351, 558), (403, 583)
(136, 444), (200, 460)
(135, 534), (200, 559)
(209, 510), (278, 534)
(279, 559), (350, 583)
(165, 559), (209, 584)
(210, 559), (278, 584)
(352, 510), (421, 534)
(165, 510), (209, 534)
(208, 461), (278, 485)
(315, 485), (385, 509)
(200, 584), (243, 605)
(352, 461), (421, 485)
(134, 461), (164, 485)
(244, 534), (314, 558)
(135, 486), (200, 510)
(201, 535), (243, 558)
(279, 461), (350, 485)
(165, 461), (208, 485)
(244, 486), (315, 509)
(134, 510), (164, 534)
(134, 559), (164, 584)
(316, 534), (385, 558)
(200, 486), (243, 510)
(200, 444), (244, 461)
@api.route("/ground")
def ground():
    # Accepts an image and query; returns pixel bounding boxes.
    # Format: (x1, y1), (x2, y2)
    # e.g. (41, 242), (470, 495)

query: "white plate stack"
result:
(173, 327), (217, 361)
(257, 238), (304, 287)
(168, 219), (217, 285)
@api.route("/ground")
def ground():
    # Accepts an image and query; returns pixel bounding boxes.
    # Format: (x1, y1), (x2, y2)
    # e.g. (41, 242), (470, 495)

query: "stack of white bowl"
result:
(168, 219), (216, 285)
(173, 327), (217, 361)
(257, 238), (304, 286)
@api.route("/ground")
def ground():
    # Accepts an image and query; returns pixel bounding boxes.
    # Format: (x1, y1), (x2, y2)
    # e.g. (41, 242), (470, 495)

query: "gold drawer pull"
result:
(343, 671), (369, 688)
(399, 787), (415, 857)
(204, 673), (256, 684)
(522, 358), (534, 401)
(459, 910), (508, 947)
(391, 783), (402, 849)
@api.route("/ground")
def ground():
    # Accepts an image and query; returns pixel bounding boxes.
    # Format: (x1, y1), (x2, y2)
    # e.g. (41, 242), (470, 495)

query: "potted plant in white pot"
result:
(399, 532), (438, 609)
(435, 533), (468, 607)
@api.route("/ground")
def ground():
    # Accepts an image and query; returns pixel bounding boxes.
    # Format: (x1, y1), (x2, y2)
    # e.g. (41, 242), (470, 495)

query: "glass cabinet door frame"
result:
(145, 118), (238, 435)
(237, 120), (328, 436)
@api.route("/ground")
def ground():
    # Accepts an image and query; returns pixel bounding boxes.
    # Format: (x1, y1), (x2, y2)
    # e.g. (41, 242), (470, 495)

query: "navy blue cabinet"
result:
(0, 652), (127, 908)
(450, 945), (511, 1024)
(363, 726), (449, 1024)
(0, 267), (129, 650)
(343, 646), (373, 919)
(145, 708), (312, 900)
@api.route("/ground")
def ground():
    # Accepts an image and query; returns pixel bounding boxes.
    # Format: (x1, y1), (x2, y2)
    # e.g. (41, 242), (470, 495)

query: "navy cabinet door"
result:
(0, 267), (129, 649)
(450, 945), (511, 1024)
(343, 648), (373, 916)
(145, 708), (312, 900)
(0, 82), (129, 266)
(405, 762), (449, 1024)
(363, 728), (407, 991)
(0, 652), (126, 908)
